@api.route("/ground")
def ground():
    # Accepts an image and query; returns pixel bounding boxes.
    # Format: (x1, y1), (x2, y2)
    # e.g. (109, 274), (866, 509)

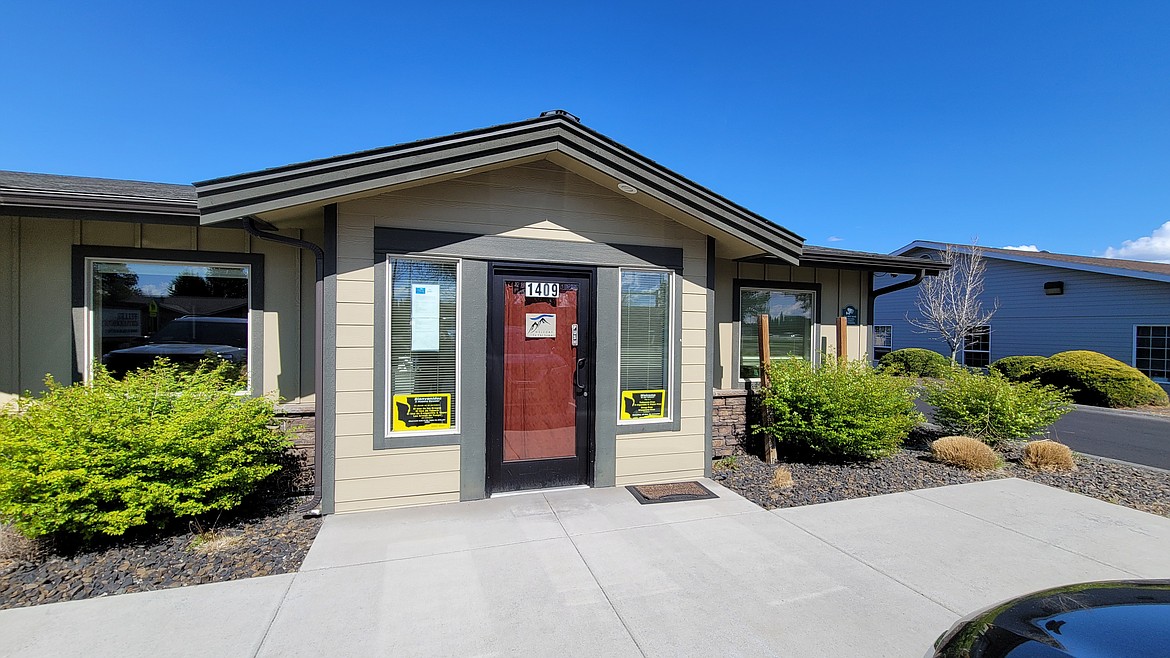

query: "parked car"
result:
(930, 579), (1170, 657)
(102, 316), (247, 377)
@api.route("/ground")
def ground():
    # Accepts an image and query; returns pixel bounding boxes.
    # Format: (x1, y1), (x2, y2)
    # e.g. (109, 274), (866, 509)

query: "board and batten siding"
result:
(874, 252), (1170, 371)
(714, 258), (871, 390)
(0, 214), (316, 407)
(332, 160), (708, 509)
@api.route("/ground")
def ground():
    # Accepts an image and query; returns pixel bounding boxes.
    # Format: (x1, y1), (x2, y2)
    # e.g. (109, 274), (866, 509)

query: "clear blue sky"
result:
(4, 2), (1169, 259)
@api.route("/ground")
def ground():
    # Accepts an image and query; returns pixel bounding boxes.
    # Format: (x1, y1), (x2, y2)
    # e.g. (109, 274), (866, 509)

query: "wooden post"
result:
(758, 314), (776, 464)
(836, 316), (848, 363)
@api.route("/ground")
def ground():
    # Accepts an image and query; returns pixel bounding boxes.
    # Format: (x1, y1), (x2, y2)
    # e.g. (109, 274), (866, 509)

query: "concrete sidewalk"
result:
(3, 478), (1170, 657)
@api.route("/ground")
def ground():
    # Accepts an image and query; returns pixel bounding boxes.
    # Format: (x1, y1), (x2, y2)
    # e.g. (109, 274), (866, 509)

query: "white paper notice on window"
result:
(411, 284), (440, 351)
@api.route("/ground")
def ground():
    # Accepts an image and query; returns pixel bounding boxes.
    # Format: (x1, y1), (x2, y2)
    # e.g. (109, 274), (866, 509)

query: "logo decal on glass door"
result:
(525, 313), (556, 338)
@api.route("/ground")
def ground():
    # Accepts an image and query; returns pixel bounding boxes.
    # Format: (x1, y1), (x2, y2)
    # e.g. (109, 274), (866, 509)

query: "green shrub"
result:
(926, 369), (1072, 444)
(989, 355), (1047, 380)
(0, 360), (290, 540)
(1022, 350), (1169, 408)
(756, 358), (923, 460)
(879, 348), (953, 378)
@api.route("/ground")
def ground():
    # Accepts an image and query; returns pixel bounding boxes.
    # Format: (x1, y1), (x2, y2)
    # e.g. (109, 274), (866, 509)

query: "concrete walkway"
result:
(3, 478), (1170, 657)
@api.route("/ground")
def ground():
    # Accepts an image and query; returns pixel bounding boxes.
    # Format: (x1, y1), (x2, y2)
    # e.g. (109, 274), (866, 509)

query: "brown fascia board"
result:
(194, 115), (804, 263)
(741, 249), (949, 275)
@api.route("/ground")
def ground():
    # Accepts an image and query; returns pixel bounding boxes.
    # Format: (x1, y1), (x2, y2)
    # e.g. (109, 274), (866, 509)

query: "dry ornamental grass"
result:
(1022, 440), (1077, 472)
(930, 436), (1001, 471)
(772, 466), (794, 489)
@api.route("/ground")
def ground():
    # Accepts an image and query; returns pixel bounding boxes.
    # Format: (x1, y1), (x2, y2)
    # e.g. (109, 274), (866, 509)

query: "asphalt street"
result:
(917, 400), (1170, 470)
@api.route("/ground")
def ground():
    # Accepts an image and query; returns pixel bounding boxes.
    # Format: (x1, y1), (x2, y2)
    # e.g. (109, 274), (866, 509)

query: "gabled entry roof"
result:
(194, 111), (805, 263)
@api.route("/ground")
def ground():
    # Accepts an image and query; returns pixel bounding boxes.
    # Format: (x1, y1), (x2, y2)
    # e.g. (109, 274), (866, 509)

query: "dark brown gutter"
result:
(867, 269), (927, 322)
(242, 216), (325, 517)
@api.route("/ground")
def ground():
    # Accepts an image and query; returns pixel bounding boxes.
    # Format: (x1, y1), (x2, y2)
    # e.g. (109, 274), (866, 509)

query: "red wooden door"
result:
(488, 269), (592, 493)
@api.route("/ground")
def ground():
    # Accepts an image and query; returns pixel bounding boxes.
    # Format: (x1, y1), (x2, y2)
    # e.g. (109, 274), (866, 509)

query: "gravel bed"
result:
(713, 429), (1170, 518)
(0, 498), (321, 610)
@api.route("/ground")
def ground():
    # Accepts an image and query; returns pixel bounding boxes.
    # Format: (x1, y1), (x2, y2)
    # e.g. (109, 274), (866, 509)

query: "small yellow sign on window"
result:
(392, 394), (452, 431)
(620, 389), (667, 420)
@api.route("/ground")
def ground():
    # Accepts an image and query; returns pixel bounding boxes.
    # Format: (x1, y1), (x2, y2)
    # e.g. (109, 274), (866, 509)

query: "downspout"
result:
(867, 269), (925, 321)
(242, 216), (325, 518)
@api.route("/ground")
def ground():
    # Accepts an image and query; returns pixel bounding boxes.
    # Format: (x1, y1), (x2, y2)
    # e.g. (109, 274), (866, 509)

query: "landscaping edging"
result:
(0, 499), (321, 610)
(713, 430), (1170, 518)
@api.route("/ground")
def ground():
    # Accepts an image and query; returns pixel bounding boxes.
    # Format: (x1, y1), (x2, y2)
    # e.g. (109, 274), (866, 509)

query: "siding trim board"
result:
(374, 227), (684, 272)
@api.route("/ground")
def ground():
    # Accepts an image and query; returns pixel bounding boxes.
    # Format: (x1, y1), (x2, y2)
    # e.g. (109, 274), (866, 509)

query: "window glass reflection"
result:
(92, 261), (249, 379)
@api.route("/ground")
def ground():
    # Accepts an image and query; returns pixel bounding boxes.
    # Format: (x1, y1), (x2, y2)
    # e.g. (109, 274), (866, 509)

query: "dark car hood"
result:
(104, 343), (244, 357)
(934, 580), (1170, 658)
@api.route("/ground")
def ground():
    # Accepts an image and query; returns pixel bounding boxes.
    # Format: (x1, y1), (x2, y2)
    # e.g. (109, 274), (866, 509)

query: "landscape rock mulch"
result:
(0, 498), (321, 611)
(714, 428), (1170, 518)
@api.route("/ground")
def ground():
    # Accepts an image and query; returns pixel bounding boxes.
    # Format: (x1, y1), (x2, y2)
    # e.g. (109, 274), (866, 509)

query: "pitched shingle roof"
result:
(893, 241), (1170, 282)
(0, 170), (197, 219)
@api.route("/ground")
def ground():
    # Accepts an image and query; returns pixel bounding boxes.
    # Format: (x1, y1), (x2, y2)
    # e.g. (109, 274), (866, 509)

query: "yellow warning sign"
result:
(620, 389), (666, 420)
(392, 394), (452, 431)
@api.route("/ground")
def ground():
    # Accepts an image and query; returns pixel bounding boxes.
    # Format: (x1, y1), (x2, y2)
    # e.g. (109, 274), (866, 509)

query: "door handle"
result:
(574, 357), (588, 397)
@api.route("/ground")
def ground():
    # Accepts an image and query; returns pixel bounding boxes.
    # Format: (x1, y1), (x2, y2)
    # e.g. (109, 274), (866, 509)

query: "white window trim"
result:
(1134, 324), (1170, 383)
(84, 256), (254, 392)
(872, 325), (893, 361)
(738, 286), (819, 384)
(616, 268), (676, 425)
(384, 255), (462, 436)
(961, 325), (992, 367)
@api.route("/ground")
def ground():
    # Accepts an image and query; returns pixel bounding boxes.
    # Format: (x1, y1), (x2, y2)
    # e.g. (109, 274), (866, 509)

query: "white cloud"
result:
(1001, 244), (1040, 252)
(1104, 221), (1170, 263)
(826, 235), (843, 242)
(139, 283), (170, 297)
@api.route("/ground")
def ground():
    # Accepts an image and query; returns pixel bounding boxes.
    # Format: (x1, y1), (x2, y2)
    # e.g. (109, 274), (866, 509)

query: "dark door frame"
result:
(486, 261), (597, 495)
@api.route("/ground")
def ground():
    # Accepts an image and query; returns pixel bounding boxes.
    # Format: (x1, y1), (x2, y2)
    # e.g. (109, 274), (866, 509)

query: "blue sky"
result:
(4, 2), (1169, 260)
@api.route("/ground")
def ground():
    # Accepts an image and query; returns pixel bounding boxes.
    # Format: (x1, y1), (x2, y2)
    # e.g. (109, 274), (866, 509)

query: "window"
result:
(619, 270), (672, 422)
(1135, 325), (1169, 381)
(962, 326), (991, 368)
(89, 259), (251, 381)
(387, 257), (459, 433)
(739, 287), (815, 380)
(873, 325), (893, 362)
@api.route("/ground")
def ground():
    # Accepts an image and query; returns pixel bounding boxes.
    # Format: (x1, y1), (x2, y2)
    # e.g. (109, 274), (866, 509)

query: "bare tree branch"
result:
(907, 245), (998, 362)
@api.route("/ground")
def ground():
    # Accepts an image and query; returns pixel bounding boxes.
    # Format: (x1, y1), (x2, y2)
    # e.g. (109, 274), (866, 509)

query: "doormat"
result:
(626, 481), (717, 505)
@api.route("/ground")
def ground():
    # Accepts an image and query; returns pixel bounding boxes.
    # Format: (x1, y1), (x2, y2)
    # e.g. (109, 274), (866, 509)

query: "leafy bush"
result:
(0, 360), (290, 540)
(879, 348), (953, 378)
(930, 436), (1001, 471)
(756, 358), (923, 460)
(926, 369), (1072, 444)
(1022, 350), (1170, 408)
(1021, 440), (1076, 472)
(990, 355), (1047, 380)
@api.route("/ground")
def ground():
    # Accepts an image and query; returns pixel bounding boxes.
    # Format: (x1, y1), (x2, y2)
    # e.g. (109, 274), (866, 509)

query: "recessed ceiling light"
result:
(617, 182), (637, 194)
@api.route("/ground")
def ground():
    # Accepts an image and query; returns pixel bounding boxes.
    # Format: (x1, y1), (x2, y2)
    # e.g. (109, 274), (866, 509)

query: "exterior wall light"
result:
(1044, 281), (1064, 295)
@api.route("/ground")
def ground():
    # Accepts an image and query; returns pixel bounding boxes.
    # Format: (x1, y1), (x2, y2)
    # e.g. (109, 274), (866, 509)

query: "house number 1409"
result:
(524, 282), (559, 298)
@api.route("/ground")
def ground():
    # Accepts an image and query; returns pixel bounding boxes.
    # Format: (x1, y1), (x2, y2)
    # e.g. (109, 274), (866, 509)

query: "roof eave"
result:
(194, 115), (803, 263)
(0, 189), (198, 220)
(894, 241), (1170, 284)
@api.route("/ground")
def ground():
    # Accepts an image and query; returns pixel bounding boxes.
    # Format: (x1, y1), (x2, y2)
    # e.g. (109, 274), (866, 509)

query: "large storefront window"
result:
(387, 257), (459, 433)
(618, 270), (671, 422)
(90, 260), (250, 380)
(740, 287), (815, 380)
